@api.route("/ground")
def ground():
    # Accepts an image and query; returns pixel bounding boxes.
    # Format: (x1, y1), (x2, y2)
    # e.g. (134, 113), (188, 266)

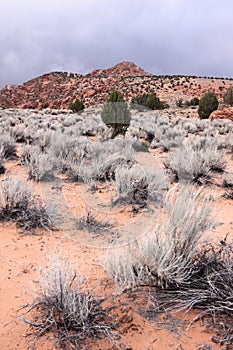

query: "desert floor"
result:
(0, 137), (233, 350)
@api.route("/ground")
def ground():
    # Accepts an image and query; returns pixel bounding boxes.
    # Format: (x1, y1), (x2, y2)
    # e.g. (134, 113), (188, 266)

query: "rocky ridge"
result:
(0, 61), (233, 110)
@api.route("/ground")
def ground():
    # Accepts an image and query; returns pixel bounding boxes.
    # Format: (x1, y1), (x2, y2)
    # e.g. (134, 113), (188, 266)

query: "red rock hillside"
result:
(0, 61), (233, 109)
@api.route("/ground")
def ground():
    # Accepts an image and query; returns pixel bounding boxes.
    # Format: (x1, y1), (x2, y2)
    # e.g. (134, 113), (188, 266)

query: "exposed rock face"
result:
(90, 61), (150, 77)
(210, 107), (233, 122)
(0, 61), (233, 110)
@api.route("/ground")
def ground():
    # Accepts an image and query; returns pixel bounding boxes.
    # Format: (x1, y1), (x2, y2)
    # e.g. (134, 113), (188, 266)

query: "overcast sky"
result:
(0, 0), (233, 88)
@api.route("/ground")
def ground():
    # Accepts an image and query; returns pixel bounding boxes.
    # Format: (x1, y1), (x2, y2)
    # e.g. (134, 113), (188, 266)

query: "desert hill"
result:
(0, 61), (232, 110)
(89, 61), (151, 77)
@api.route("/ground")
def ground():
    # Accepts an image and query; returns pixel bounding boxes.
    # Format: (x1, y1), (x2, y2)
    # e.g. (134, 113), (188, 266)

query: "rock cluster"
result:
(210, 107), (233, 122)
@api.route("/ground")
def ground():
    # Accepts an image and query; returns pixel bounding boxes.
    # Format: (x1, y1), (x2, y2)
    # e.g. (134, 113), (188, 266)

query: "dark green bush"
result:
(176, 98), (183, 108)
(131, 93), (167, 110)
(185, 97), (199, 107)
(198, 92), (219, 119)
(189, 97), (200, 106)
(69, 99), (84, 113)
(223, 86), (233, 106)
(101, 90), (131, 138)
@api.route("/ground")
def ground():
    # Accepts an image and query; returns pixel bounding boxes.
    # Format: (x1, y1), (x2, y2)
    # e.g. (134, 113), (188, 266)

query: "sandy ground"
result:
(0, 147), (233, 350)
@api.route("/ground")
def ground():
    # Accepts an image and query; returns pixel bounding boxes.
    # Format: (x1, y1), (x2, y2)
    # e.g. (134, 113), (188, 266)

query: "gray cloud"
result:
(0, 0), (233, 88)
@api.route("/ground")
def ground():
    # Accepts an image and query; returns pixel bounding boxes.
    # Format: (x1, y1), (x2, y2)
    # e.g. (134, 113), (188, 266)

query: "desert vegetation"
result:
(224, 86), (233, 106)
(131, 93), (168, 110)
(198, 92), (219, 119)
(0, 103), (232, 350)
(69, 98), (85, 113)
(21, 254), (118, 349)
(101, 90), (131, 138)
(0, 175), (56, 231)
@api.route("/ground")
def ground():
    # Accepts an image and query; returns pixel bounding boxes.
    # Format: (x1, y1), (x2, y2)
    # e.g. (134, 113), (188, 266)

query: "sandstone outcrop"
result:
(210, 107), (233, 122)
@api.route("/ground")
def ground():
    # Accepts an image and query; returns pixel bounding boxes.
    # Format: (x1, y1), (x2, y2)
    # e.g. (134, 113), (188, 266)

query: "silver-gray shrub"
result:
(78, 114), (107, 136)
(22, 145), (55, 182)
(67, 138), (136, 183)
(0, 175), (56, 230)
(129, 112), (161, 141)
(211, 118), (233, 135)
(32, 129), (53, 151)
(168, 137), (226, 183)
(227, 132), (233, 151)
(22, 254), (117, 349)
(151, 125), (185, 151)
(27, 149), (55, 182)
(113, 165), (167, 206)
(69, 152), (135, 184)
(0, 133), (17, 159)
(91, 137), (135, 159)
(105, 186), (211, 289)
(223, 172), (233, 187)
(50, 133), (93, 172)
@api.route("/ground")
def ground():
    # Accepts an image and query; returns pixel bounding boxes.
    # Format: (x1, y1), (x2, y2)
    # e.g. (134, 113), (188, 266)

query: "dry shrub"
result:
(106, 183), (233, 346)
(167, 138), (226, 183)
(227, 132), (233, 152)
(0, 147), (6, 174)
(113, 165), (167, 206)
(106, 186), (211, 289)
(22, 145), (55, 181)
(21, 254), (118, 349)
(0, 175), (56, 231)
(0, 133), (17, 159)
(76, 209), (114, 234)
(153, 238), (233, 345)
(151, 125), (185, 151)
(223, 172), (233, 188)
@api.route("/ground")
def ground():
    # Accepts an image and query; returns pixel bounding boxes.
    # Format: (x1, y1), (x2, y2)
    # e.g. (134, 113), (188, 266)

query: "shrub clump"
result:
(198, 92), (219, 119)
(76, 209), (114, 235)
(223, 86), (233, 106)
(106, 186), (211, 289)
(70, 99), (85, 113)
(0, 134), (17, 159)
(113, 165), (167, 207)
(167, 138), (226, 183)
(101, 90), (131, 138)
(22, 145), (54, 182)
(185, 97), (199, 107)
(131, 93), (167, 110)
(153, 238), (233, 346)
(21, 255), (118, 349)
(0, 176), (56, 231)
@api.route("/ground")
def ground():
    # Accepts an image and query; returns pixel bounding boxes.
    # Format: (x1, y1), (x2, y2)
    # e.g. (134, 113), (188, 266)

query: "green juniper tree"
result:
(198, 92), (219, 119)
(69, 99), (84, 113)
(223, 86), (233, 106)
(101, 90), (131, 138)
(131, 93), (167, 110)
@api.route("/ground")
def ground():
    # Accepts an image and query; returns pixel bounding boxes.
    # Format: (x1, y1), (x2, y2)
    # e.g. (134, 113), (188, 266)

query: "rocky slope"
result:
(0, 61), (233, 110)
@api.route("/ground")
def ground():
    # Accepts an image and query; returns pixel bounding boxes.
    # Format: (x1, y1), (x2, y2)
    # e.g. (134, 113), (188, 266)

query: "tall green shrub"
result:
(198, 92), (219, 119)
(101, 90), (131, 138)
(70, 99), (84, 113)
(223, 86), (233, 106)
(131, 93), (167, 110)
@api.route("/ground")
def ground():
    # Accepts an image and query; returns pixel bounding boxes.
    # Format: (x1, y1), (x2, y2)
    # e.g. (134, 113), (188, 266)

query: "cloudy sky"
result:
(0, 0), (232, 88)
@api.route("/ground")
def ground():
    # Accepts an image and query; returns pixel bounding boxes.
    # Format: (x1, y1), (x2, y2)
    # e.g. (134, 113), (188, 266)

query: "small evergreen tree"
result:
(223, 86), (233, 106)
(101, 90), (131, 138)
(131, 93), (167, 110)
(198, 92), (219, 119)
(176, 98), (183, 108)
(189, 97), (199, 106)
(70, 99), (84, 113)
